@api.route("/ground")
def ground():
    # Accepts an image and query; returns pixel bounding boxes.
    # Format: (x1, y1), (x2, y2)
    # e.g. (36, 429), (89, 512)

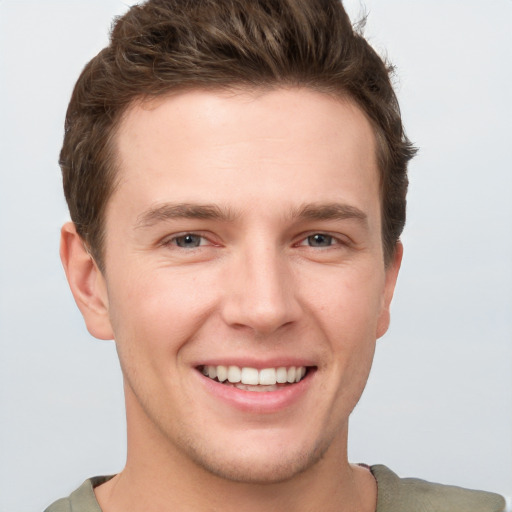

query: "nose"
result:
(220, 242), (302, 336)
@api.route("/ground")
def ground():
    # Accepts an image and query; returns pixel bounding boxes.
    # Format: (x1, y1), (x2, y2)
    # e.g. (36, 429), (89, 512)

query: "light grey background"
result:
(0, 1), (511, 510)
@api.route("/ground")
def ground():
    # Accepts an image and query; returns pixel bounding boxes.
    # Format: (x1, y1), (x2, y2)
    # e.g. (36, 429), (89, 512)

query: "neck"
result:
(95, 385), (376, 512)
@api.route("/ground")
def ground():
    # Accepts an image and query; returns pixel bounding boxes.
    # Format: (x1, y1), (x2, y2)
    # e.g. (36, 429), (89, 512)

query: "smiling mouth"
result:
(198, 365), (311, 392)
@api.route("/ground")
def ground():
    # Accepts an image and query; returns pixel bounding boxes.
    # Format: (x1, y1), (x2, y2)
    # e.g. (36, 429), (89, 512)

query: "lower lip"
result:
(196, 370), (314, 414)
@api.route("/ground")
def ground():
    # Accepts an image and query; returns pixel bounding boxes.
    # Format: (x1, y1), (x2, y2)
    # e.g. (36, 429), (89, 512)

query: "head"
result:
(61, 0), (415, 272)
(60, 0), (415, 489)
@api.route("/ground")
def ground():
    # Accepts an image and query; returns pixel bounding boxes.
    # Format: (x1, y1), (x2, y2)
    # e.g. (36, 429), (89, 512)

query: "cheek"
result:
(107, 265), (220, 357)
(303, 265), (386, 337)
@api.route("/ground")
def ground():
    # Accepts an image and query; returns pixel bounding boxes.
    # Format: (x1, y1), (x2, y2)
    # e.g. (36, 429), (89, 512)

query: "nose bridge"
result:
(222, 236), (300, 335)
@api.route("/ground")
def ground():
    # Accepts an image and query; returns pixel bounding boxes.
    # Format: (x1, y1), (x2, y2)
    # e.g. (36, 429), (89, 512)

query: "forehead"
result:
(111, 87), (380, 222)
(119, 87), (376, 158)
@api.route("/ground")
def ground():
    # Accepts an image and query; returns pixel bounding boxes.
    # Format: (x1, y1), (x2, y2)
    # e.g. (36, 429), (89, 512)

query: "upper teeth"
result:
(201, 365), (307, 385)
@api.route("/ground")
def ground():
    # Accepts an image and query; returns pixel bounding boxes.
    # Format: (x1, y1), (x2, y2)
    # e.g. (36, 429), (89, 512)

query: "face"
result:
(77, 88), (400, 483)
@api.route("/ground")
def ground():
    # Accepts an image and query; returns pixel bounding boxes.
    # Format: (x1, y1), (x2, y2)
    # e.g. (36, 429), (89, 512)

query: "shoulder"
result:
(371, 465), (506, 512)
(44, 476), (113, 512)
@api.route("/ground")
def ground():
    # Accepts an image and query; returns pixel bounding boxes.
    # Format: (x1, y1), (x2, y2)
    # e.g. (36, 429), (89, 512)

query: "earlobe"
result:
(60, 222), (114, 340)
(376, 242), (403, 339)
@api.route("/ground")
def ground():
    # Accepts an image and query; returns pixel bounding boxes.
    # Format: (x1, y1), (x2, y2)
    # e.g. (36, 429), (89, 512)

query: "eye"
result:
(304, 233), (336, 247)
(171, 233), (206, 248)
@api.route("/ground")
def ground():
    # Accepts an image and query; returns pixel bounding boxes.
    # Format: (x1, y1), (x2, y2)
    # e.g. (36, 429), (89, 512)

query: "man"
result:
(45, 0), (506, 510)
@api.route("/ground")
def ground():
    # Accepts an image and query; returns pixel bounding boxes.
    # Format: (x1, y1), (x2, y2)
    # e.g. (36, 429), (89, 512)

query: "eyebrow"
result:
(135, 201), (368, 229)
(292, 203), (368, 225)
(135, 202), (236, 229)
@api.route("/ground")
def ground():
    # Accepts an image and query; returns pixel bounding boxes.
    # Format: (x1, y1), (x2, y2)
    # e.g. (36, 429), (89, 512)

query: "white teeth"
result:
(227, 365), (241, 383)
(216, 365), (228, 382)
(241, 367), (259, 385)
(201, 365), (308, 387)
(259, 368), (276, 385)
(276, 367), (288, 383)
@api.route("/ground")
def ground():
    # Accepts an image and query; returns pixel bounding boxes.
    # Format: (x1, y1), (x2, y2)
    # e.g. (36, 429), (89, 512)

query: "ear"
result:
(60, 222), (114, 340)
(376, 241), (403, 339)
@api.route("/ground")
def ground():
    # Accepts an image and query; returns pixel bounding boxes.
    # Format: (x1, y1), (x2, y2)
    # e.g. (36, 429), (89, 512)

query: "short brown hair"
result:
(61, 0), (416, 270)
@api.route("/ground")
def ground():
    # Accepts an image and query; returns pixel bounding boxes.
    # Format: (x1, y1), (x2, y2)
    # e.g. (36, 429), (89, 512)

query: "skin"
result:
(61, 88), (402, 512)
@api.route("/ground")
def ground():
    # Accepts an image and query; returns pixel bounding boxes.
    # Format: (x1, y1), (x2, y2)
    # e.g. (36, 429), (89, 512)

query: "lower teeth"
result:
(223, 382), (283, 392)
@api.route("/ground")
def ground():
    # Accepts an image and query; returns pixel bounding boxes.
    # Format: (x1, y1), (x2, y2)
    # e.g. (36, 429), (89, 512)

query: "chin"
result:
(178, 429), (334, 484)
